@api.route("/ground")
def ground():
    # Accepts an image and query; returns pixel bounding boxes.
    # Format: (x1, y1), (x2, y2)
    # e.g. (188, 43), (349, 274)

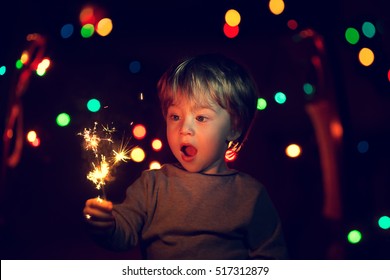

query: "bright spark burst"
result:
(112, 137), (132, 164)
(79, 122), (133, 198)
(86, 155), (110, 190)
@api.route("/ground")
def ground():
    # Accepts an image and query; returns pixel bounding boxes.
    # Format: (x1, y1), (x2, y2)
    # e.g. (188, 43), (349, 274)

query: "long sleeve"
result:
(247, 187), (288, 259)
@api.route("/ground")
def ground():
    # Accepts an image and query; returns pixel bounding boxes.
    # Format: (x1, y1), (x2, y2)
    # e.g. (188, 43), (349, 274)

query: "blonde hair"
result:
(157, 54), (258, 143)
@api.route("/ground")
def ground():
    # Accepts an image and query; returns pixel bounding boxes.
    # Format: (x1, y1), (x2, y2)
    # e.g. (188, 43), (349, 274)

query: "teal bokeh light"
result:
(87, 98), (101, 112)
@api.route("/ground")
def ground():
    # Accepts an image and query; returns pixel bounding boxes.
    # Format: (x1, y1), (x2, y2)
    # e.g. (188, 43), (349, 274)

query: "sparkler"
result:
(79, 122), (133, 200)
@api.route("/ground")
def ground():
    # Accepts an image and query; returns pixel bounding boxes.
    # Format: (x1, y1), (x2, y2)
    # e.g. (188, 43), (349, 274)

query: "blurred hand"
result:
(83, 197), (115, 230)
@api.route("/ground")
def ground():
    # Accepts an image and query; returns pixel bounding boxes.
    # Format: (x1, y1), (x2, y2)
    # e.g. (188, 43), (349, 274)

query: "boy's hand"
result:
(83, 197), (115, 229)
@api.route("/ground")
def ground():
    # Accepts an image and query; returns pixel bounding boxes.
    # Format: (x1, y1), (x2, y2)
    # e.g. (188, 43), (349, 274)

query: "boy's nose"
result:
(180, 117), (194, 135)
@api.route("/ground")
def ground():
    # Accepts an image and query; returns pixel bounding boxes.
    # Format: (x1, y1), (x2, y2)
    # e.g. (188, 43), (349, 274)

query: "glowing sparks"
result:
(79, 122), (134, 199)
(80, 122), (101, 154)
(113, 149), (131, 163)
(112, 137), (132, 164)
(86, 155), (110, 190)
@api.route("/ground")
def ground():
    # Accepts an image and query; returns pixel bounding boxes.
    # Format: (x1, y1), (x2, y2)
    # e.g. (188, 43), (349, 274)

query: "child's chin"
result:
(179, 162), (202, 173)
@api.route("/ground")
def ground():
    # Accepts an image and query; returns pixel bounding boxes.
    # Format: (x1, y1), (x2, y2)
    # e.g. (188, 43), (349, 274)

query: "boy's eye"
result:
(169, 114), (180, 121)
(196, 116), (207, 122)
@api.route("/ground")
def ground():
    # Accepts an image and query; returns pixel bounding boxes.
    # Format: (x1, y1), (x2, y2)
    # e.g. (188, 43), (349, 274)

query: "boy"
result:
(83, 54), (288, 259)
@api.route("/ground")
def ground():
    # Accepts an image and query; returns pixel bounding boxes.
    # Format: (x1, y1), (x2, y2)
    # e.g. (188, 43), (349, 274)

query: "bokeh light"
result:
(26, 131), (41, 147)
(274, 91), (287, 104)
(36, 58), (51, 76)
(358, 47), (375, 66)
(303, 83), (315, 95)
(225, 9), (241, 27)
(378, 216), (390, 230)
(285, 144), (301, 158)
(56, 112), (71, 127)
(362, 21), (376, 38)
(269, 0), (285, 16)
(223, 23), (239, 38)
(80, 5), (96, 25)
(60, 24), (74, 39)
(330, 120), (343, 140)
(357, 140), (369, 153)
(149, 161), (162, 170)
(347, 229), (362, 244)
(151, 138), (163, 151)
(129, 60), (141, 74)
(0, 65), (6, 75)
(31, 138), (41, 147)
(96, 18), (113, 36)
(133, 124), (147, 140)
(15, 60), (23, 69)
(345, 27), (360, 45)
(87, 98), (101, 112)
(81, 24), (95, 38)
(26, 130), (37, 143)
(287, 19), (298, 30)
(257, 98), (267, 110)
(130, 147), (145, 162)
(20, 51), (29, 64)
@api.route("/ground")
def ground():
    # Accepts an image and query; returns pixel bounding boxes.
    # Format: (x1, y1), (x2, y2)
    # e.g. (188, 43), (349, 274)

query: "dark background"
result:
(1, 0), (389, 259)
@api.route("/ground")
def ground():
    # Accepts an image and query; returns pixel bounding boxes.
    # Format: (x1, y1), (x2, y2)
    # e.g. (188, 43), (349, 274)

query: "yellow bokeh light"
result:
(131, 147), (145, 162)
(96, 18), (113, 36)
(269, 0), (285, 16)
(285, 144), (301, 158)
(39, 58), (51, 69)
(36, 58), (51, 76)
(151, 138), (163, 151)
(225, 9), (241, 27)
(149, 161), (161, 170)
(27, 130), (37, 143)
(358, 47), (375, 66)
(20, 51), (29, 64)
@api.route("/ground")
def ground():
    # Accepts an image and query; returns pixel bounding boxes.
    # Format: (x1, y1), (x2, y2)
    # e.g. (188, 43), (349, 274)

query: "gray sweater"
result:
(100, 163), (287, 259)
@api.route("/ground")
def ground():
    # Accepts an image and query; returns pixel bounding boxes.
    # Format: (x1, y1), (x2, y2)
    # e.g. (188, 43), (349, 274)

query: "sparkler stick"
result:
(79, 122), (133, 200)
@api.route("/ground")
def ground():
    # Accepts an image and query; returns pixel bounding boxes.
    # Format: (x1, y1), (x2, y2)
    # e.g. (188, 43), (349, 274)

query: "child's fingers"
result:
(83, 197), (114, 224)
(85, 197), (113, 211)
(84, 207), (114, 219)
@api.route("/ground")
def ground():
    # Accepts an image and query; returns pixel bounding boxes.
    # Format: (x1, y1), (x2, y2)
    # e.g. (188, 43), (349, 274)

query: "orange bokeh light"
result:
(133, 124), (147, 140)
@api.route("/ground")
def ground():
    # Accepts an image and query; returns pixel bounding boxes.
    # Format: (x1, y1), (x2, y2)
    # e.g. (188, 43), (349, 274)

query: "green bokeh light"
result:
(87, 98), (101, 112)
(56, 112), (71, 127)
(257, 98), (267, 110)
(347, 229), (362, 244)
(15, 59), (23, 69)
(81, 24), (95, 38)
(345, 27), (360, 45)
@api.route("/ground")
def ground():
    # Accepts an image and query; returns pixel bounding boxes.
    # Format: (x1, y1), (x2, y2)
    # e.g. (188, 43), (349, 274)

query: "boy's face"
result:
(166, 96), (237, 174)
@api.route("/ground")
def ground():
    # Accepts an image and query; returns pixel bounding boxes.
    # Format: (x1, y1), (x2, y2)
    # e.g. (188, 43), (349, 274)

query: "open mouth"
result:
(181, 144), (197, 157)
